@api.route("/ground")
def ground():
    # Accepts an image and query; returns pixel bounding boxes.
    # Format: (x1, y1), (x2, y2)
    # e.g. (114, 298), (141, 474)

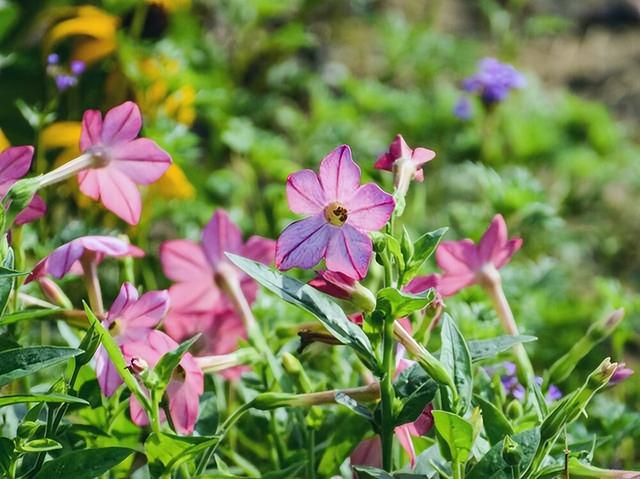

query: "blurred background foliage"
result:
(0, 0), (639, 469)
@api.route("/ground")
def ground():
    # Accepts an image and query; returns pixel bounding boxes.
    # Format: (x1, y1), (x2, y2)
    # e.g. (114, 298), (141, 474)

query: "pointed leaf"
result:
(440, 314), (473, 414)
(0, 346), (82, 387)
(467, 336), (537, 362)
(0, 393), (89, 408)
(474, 395), (514, 445)
(33, 447), (134, 479)
(376, 287), (434, 319)
(432, 410), (473, 464)
(467, 428), (540, 479)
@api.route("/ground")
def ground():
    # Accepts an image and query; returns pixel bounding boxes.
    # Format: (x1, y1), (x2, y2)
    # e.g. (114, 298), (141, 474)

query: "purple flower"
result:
(609, 363), (634, 386)
(47, 53), (60, 65)
(453, 97), (473, 120)
(276, 145), (395, 279)
(496, 362), (562, 403)
(0, 146), (46, 225)
(55, 74), (78, 92)
(462, 58), (526, 106)
(70, 60), (86, 76)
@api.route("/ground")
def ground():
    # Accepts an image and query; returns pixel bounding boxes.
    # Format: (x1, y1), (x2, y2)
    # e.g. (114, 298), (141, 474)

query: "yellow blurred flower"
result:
(147, 0), (191, 12)
(45, 6), (119, 65)
(0, 129), (10, 151)
(148, 163), (195, 200)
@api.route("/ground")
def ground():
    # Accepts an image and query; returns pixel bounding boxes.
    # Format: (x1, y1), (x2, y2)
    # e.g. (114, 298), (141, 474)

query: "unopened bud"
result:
(506, 399), (523, 419)
(38, 278), (73, 309)
(502, 435), (522, 466)
(3, 177), (40, 229)
(609, 362), (634, 386)
(127, 357), (149, 375)
(282, 352), (313, 393)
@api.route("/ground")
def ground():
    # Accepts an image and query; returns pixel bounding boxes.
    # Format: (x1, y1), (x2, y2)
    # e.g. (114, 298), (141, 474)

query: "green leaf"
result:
(440, 314), (473, 414)
(0, 437), (13, 476)
(318, 412), (370, 476)
(154, 333), (201, 390)
(467, 336), (537, 362)
(376, 287), (434, 319)
(0, 346), (82, 387)
(0, 393), (89, 408)
(467, 428), (540, 479)
(0, 249), (15, 316)
(402, 227), (447, 283)
(84, 302), (151, 411)
(384, 234), (405, 271)
(0, 308), (64, 327)
(33, 447), (134, 479)
(393, 363), (437, 426)
(474, 395), (514, 445)
(74, 323), (101, 367)
(432, 410), (474, 464)
(17, 438), (62, 453)
(226, 254), (378, 372)
(145, 432), (211, 478)
(352, 466), (394, 479)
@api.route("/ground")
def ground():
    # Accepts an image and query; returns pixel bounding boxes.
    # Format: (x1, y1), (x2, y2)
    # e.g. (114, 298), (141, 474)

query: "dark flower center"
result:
(324, 202), (348, 226)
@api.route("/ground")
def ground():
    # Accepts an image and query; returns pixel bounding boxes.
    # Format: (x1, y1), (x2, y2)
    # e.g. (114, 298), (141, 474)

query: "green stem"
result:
(150, 388), (161, 434)
(380, 314), (395, 471)
(307, 428), (316, 479)
(453, 461), (464, 479)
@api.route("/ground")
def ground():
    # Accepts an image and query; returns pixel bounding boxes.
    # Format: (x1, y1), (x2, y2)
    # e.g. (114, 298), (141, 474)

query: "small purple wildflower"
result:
(453, 96), (473, 120)
(462, 57), (526, 106)
(70, 60), (86, 76)
(496, 362), (562, 403)
(55, 74), (78, 92)
(47, 53), (60, 65)
(46, 54), (86, 92)
(609, 363), (633, 386)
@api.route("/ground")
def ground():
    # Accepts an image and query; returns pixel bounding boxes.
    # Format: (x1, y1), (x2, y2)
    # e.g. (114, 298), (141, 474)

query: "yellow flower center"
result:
(108, 320), (121, 337)
(324, 202), (348, 226)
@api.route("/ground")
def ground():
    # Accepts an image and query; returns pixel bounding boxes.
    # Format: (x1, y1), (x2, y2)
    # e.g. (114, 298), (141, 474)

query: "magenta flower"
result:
(77, 101), (171, 224)
(26, 235), (144, 283)
(94, 282), (170, 396)
(405, 273), (444, 307)
(122, 329), (204, 435)
(0, 146), (46, 225)
(435, 214), (522, 296)
(609, 363), (634, 386)
(276, 145), (395, 279)
(160, 209), (274, 355)
(308, 270), (356, 300)
(374, 134), (436, 183)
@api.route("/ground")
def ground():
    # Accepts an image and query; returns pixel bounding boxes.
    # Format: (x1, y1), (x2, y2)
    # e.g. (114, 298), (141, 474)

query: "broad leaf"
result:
(0, 346), (82, 387)
(432, 410), (473, 464)
(402, 227), (447, 283)
(393, 363), (437, 426)
(0, 437), (13, 476)
(154, 333), (201, 390)
(352, 466), (394, 479)
(318, 412), (370, 477)
(474, 395), (514, 445)
(0, 249), (15, 316)
(0, 393), (89, 408)
(226, 254), (378, 372)
(467, 428), (540, 479)
(17, 438), (62, 453)
(376, 287), (434, 319)
(145, 432), (211, 478)
(467, 335), (537, 362)
(33, 447), (134, 479)
(440, 314), (473, 414)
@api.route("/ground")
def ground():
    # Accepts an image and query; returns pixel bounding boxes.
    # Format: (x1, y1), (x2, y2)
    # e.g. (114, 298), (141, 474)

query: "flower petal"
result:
(110, 138), (171, 184)
(14, 194), (46, 225)
(404, 274), (440, 294)
(78, 169), (100, 200)
(121, 289), (170, 330)
(436, 239), (478, 275)
(201, 310), (248, 380)
(0, 146), (34, 182)
(395, 425), (417, 467)
(167, 280), (218, 314)
(437, 271), (477, 296)
(94, 168), (142, 225)
(100, 101), (142, 145)
(242, 236), (275, 265)
(160, 240), (212, 282)
(286, 169), (326, 214)
(344, 183), (394, 231)
(275, 216), (330, 271)
(318, 144), (360, 202)
(46, 240), (86, 279)
(108, 282), (139, 320)
(493, 237), (523, 270)
(80, 109), (103, 151)
(412, 147), (436, 168)
(325, 224), (372, 280)
(350, 437), (382, 469)
(202, 210), (243, 269)
(166, 353), (203, 435)
(95, 345), (123, 397)
(477, 214), (508, 264)
(164, 310), (215, 343)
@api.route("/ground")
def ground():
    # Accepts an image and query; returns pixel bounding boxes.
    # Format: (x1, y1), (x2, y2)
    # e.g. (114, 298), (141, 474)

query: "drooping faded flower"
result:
(276, 145), (395, 279)
(160, 209), (274, 371)
(122, 329), (204, 435)
(0, 146), (46, 225)
(27, 235), (144, 283)
(435, 214), (522, 296)
(38, 102), (171, 225)
(462, 57), (526, 105)
(95, 282), (170, 396)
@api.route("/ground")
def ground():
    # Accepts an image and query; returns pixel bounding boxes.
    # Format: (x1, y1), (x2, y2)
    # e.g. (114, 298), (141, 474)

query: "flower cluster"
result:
(46, 53), (86, 91)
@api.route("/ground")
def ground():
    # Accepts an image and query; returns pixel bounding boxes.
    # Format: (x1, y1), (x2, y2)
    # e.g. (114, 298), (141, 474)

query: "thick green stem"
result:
(150, 388), (161, 434)
(380, 315), (395, 471)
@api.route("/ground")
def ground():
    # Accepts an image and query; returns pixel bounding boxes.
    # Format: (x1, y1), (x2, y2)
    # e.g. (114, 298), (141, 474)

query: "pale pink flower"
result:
(435, 214), (522, 296)
(26, 235), (144, 283)
(276, 145), (395, 279)
(94, 282), (170, 396)
(0, 146), (46, 225)
(374, 134), (436, 183)
(77, 101), (171, 224)
(160, 209), (274, 369)
(122, 329), (204, 435)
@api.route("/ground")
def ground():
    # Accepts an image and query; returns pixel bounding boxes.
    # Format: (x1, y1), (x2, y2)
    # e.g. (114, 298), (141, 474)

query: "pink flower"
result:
(0, 146), (46, 225)
(435, 214), (522, 296)
(122, 329), (204, 435)
(160, 209), (274, 363)
(78, 101), (171, 224)
(374, 134), (436, 183)
(276, 145), (395, 279)
(26, 235), (144, 283)
(94, 282), (170, 396)
(609, 363), (634, 386)
(308, 270), (356, 300)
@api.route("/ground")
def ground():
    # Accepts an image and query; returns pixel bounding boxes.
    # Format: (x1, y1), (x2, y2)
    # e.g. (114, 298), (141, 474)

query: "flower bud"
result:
(308, 270), (376, 313)
(38, 277), (73, 309)
(282, 352), (313, 393)
(3, 177), (40, 229)
(502, 435), (522, 466)
(609, 362), (634, 386)
(128, 357), (149, 375)
(506, 399), (523, 420)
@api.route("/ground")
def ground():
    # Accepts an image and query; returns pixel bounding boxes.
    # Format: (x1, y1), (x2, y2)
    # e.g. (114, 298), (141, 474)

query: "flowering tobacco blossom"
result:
(374, 134), (436, 202)
(308, 270), (376, 314)
(38, 101), (171, 224)
(0, 146), (46, 225)
(160, 209), (274, 373)
(609, 362), (634, 386)
(94, 282), (169, 396)
(122, 330), (204, 435)
(46, 53), (86, 92)
(276, 145), (395, 279)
